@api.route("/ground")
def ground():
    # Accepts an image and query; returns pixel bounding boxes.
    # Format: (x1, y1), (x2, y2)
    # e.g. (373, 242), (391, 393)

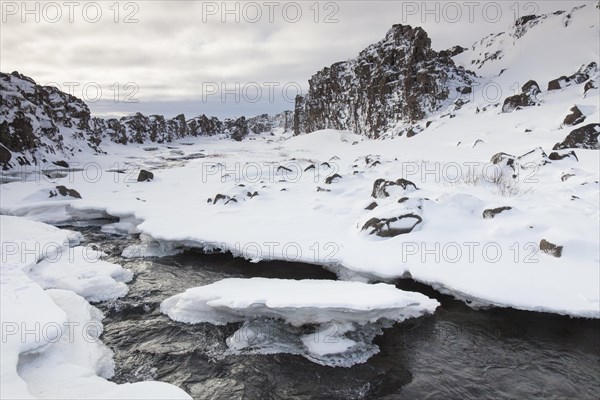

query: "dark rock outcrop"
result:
(362, 214), (422, 237)
(549, 150), (578, 161)
(539, 239), (563, 258)
(293, 24), (474, 137)
(553, 124), (600, 150)
(482, 206), (512, 219)
(137, 169), (154, 182)
(49, 185), (82, 199)
(562, 106), (586, 126)
(371, 178), (418, 198)
(501, 80), (541, 113)
(548, 62), (598, 90)
(365, 201), (378, 210)
(325, 174), (342, 184)
(1, 71), (294, 170)
(1, 71), (104, 169)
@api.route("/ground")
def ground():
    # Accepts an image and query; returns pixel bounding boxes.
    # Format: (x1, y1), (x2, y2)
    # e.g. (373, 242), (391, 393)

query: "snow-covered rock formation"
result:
(0, 72), (293, 169)
(293, 24), (475, 137)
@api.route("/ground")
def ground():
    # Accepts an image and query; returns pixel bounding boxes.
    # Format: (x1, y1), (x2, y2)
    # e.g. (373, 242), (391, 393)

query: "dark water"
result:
(76, 225), (600, 400)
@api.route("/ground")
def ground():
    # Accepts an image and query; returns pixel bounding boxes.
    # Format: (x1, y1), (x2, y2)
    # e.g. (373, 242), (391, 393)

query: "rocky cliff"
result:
(0, 72), (293, 169)
(293, 24), (475, 138)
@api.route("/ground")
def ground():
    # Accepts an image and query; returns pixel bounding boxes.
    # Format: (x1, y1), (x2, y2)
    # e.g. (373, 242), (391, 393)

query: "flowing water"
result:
(74, 224), (599, 400)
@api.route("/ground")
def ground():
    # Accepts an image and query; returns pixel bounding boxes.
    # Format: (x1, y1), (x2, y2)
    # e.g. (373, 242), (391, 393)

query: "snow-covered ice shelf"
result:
(161, 278), (439, 366)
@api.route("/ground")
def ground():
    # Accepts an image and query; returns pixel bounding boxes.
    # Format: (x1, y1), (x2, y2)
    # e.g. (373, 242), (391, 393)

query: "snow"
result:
(0, 216), (191, 399)
(161, 278), (439, 326)
(29, 246), (133, 302)
(161, 278), (438, 366)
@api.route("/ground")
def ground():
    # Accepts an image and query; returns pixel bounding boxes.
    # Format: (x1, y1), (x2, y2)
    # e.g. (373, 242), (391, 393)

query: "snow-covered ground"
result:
(0, 216), (192, 399)
(0, 3), (599, 398)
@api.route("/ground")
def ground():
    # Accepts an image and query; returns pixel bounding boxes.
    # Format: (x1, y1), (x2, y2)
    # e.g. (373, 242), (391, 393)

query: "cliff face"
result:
(0, 71), (104, 169)
(0, 72), (293, 169)
(293, 24), (475, 138)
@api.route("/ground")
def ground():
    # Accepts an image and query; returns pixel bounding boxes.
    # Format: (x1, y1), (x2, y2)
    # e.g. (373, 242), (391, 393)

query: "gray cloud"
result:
(0, 0), (589, 119)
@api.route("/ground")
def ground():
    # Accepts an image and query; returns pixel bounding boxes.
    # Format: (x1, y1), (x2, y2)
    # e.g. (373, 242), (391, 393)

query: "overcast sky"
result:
(0, 0), (590, 119)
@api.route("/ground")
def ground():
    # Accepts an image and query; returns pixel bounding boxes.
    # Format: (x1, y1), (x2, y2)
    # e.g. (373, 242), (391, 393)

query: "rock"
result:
(547, 62), (597, 90)
(398, 197), (409, 204)
(362, 214), (423, 237)
(277, 166), (292, 173)
(325, 174), (342, 184)
(482, 206), (512, 219)
(563, 106), (586, 126)
(246, 191), (259, 198)
(539, 239), (563, 258)
(490, 152), (515, 167)
(0, 144), (11, 167)
(213, 194), (230, 204)
(316, 186), (330, 192)
(293, 24), (473, 137)
(516, 147), (550, 167)
(304, 164), (315, 172)
(553, 123), (600, 150)
(52, 160), (69, 168)
(549, 151), (578, 161)
(561, 173), (575, 182)
(137, 169), (154, 182)
(371, 178), (418, 198)
(501, 80), (541, 113)
(584, 79), (597, 95)
(50, 185), (82, 199)
(365, 201), (378, 210)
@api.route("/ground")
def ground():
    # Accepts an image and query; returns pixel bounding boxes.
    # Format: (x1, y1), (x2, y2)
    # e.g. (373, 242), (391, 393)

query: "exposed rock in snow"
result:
(553, 123), (600, 150)
(502, 80), (541, 113)
(482, 206), (512, 219)
(549, 150), (578, 161)
(293, 24), (474, 137)
(548, 62), (598, 90)
(1, 72), (293, 170)
(0, 71), (104, 170)
(563, 105), (586, 126)
(137, 169), (154, 182)
(49, 185), (82, 199)
(361, 214), (423, 237)
(371, 178), (418, 198)
(539, 239), (563, 258)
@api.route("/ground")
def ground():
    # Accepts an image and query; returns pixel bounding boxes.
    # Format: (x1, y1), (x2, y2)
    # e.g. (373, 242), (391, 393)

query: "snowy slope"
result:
(454, 3), (600, 88)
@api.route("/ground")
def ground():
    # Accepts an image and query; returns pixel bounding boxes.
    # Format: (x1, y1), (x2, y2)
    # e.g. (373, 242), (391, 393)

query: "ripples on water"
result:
(75, 225), (599, 400)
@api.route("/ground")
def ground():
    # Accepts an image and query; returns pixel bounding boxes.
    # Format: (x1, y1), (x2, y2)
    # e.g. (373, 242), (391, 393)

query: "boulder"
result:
(325, 174), (342, 184)
(137, 169), (154, 182)
(365, 201), (378, 210)
(548, 150), (578, 161)
(362, 214), (423, 237)
(482, 206), (512, 219)
(562, 106), (586, 126)
(371, 178), (418, 198)
(547, 62), (597, 90)
(50, 185), (81, 199)
(539, 239), (563, 258)
(52, 160), (69, 168)
(553, 123), (600, 150)
(501, 80), (541, 113)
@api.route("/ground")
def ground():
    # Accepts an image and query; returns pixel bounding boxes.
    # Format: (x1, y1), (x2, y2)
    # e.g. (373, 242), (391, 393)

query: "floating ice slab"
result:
(161, 278), (438, 366)
(161, 277), (439, 326)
